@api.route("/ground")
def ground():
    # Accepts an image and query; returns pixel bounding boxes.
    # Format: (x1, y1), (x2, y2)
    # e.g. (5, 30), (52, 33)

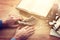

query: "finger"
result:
(27, 27), (34, 31)
(11, 24), (19, 27)
(24, 26), (30, 29)
(16, 17), (23, 21)
(26, 31), (34, 37)
(12, 16), (23, 21)
(27, 29), (35, 33)
(16, 27), (20, 31)
(9, 15), (15, 19)
(9, 15), (18, 20)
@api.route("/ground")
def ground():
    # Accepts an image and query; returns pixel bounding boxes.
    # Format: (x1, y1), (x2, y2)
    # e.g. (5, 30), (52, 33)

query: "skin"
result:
(2, 16), (35, 40)
(2, 16), (22, 28)
(13, 26), (34, 39)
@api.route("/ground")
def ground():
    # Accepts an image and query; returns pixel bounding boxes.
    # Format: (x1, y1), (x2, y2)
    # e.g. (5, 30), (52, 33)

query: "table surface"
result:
(0, 0), (60, 40)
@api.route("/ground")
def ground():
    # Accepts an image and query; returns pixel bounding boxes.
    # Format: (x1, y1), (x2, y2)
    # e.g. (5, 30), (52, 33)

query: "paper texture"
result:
(50, 29), (60, 37)
(17, 0), (56, 17)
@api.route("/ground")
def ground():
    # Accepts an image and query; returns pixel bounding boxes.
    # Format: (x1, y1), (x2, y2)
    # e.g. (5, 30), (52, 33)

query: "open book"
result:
(17, 0), (56, 17)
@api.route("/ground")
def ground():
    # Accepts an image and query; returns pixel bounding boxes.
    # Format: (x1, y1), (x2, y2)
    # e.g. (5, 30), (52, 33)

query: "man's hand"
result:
(2, 16), (22, 28)
(13, 26), (34, 39)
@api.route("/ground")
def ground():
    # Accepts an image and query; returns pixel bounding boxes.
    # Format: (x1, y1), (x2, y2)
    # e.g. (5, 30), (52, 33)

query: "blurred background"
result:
(0, 0), (60, 40)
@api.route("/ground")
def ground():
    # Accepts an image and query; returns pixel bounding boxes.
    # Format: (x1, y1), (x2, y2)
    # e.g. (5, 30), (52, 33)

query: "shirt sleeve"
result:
(0, 19), (3, 29)
(11, 38), (16, 40)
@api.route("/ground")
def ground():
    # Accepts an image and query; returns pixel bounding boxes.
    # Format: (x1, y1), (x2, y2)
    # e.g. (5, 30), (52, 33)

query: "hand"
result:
(3, 16), (22, 28)
(13, 26), (34, 39)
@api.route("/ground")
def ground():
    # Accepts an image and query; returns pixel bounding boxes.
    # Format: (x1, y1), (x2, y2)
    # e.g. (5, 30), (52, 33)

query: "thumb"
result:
(16, 27), (20, 31)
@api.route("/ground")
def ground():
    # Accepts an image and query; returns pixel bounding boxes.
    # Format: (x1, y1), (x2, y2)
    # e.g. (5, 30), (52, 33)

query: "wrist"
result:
(13, 35), (20, 39)
(13, 36), (17, 39)
(12, 36), (20, 40)
(11, 38), (16, 40)
(13, 35), (22, 39)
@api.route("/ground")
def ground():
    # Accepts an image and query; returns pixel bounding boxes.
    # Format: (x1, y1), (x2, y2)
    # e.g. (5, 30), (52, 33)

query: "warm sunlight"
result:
(17, 0), (56, 17)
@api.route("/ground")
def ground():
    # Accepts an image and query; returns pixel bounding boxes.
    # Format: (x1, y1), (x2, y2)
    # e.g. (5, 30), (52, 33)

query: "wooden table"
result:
(0, 0), (60, 40)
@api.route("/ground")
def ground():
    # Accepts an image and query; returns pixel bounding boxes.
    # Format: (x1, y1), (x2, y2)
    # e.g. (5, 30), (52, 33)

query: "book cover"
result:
(17, 0), (56, 17)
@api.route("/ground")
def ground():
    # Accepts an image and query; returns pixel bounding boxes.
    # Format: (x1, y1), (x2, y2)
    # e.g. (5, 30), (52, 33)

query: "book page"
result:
(50, 29), (60, 37)
(17, 0), (56, 17)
